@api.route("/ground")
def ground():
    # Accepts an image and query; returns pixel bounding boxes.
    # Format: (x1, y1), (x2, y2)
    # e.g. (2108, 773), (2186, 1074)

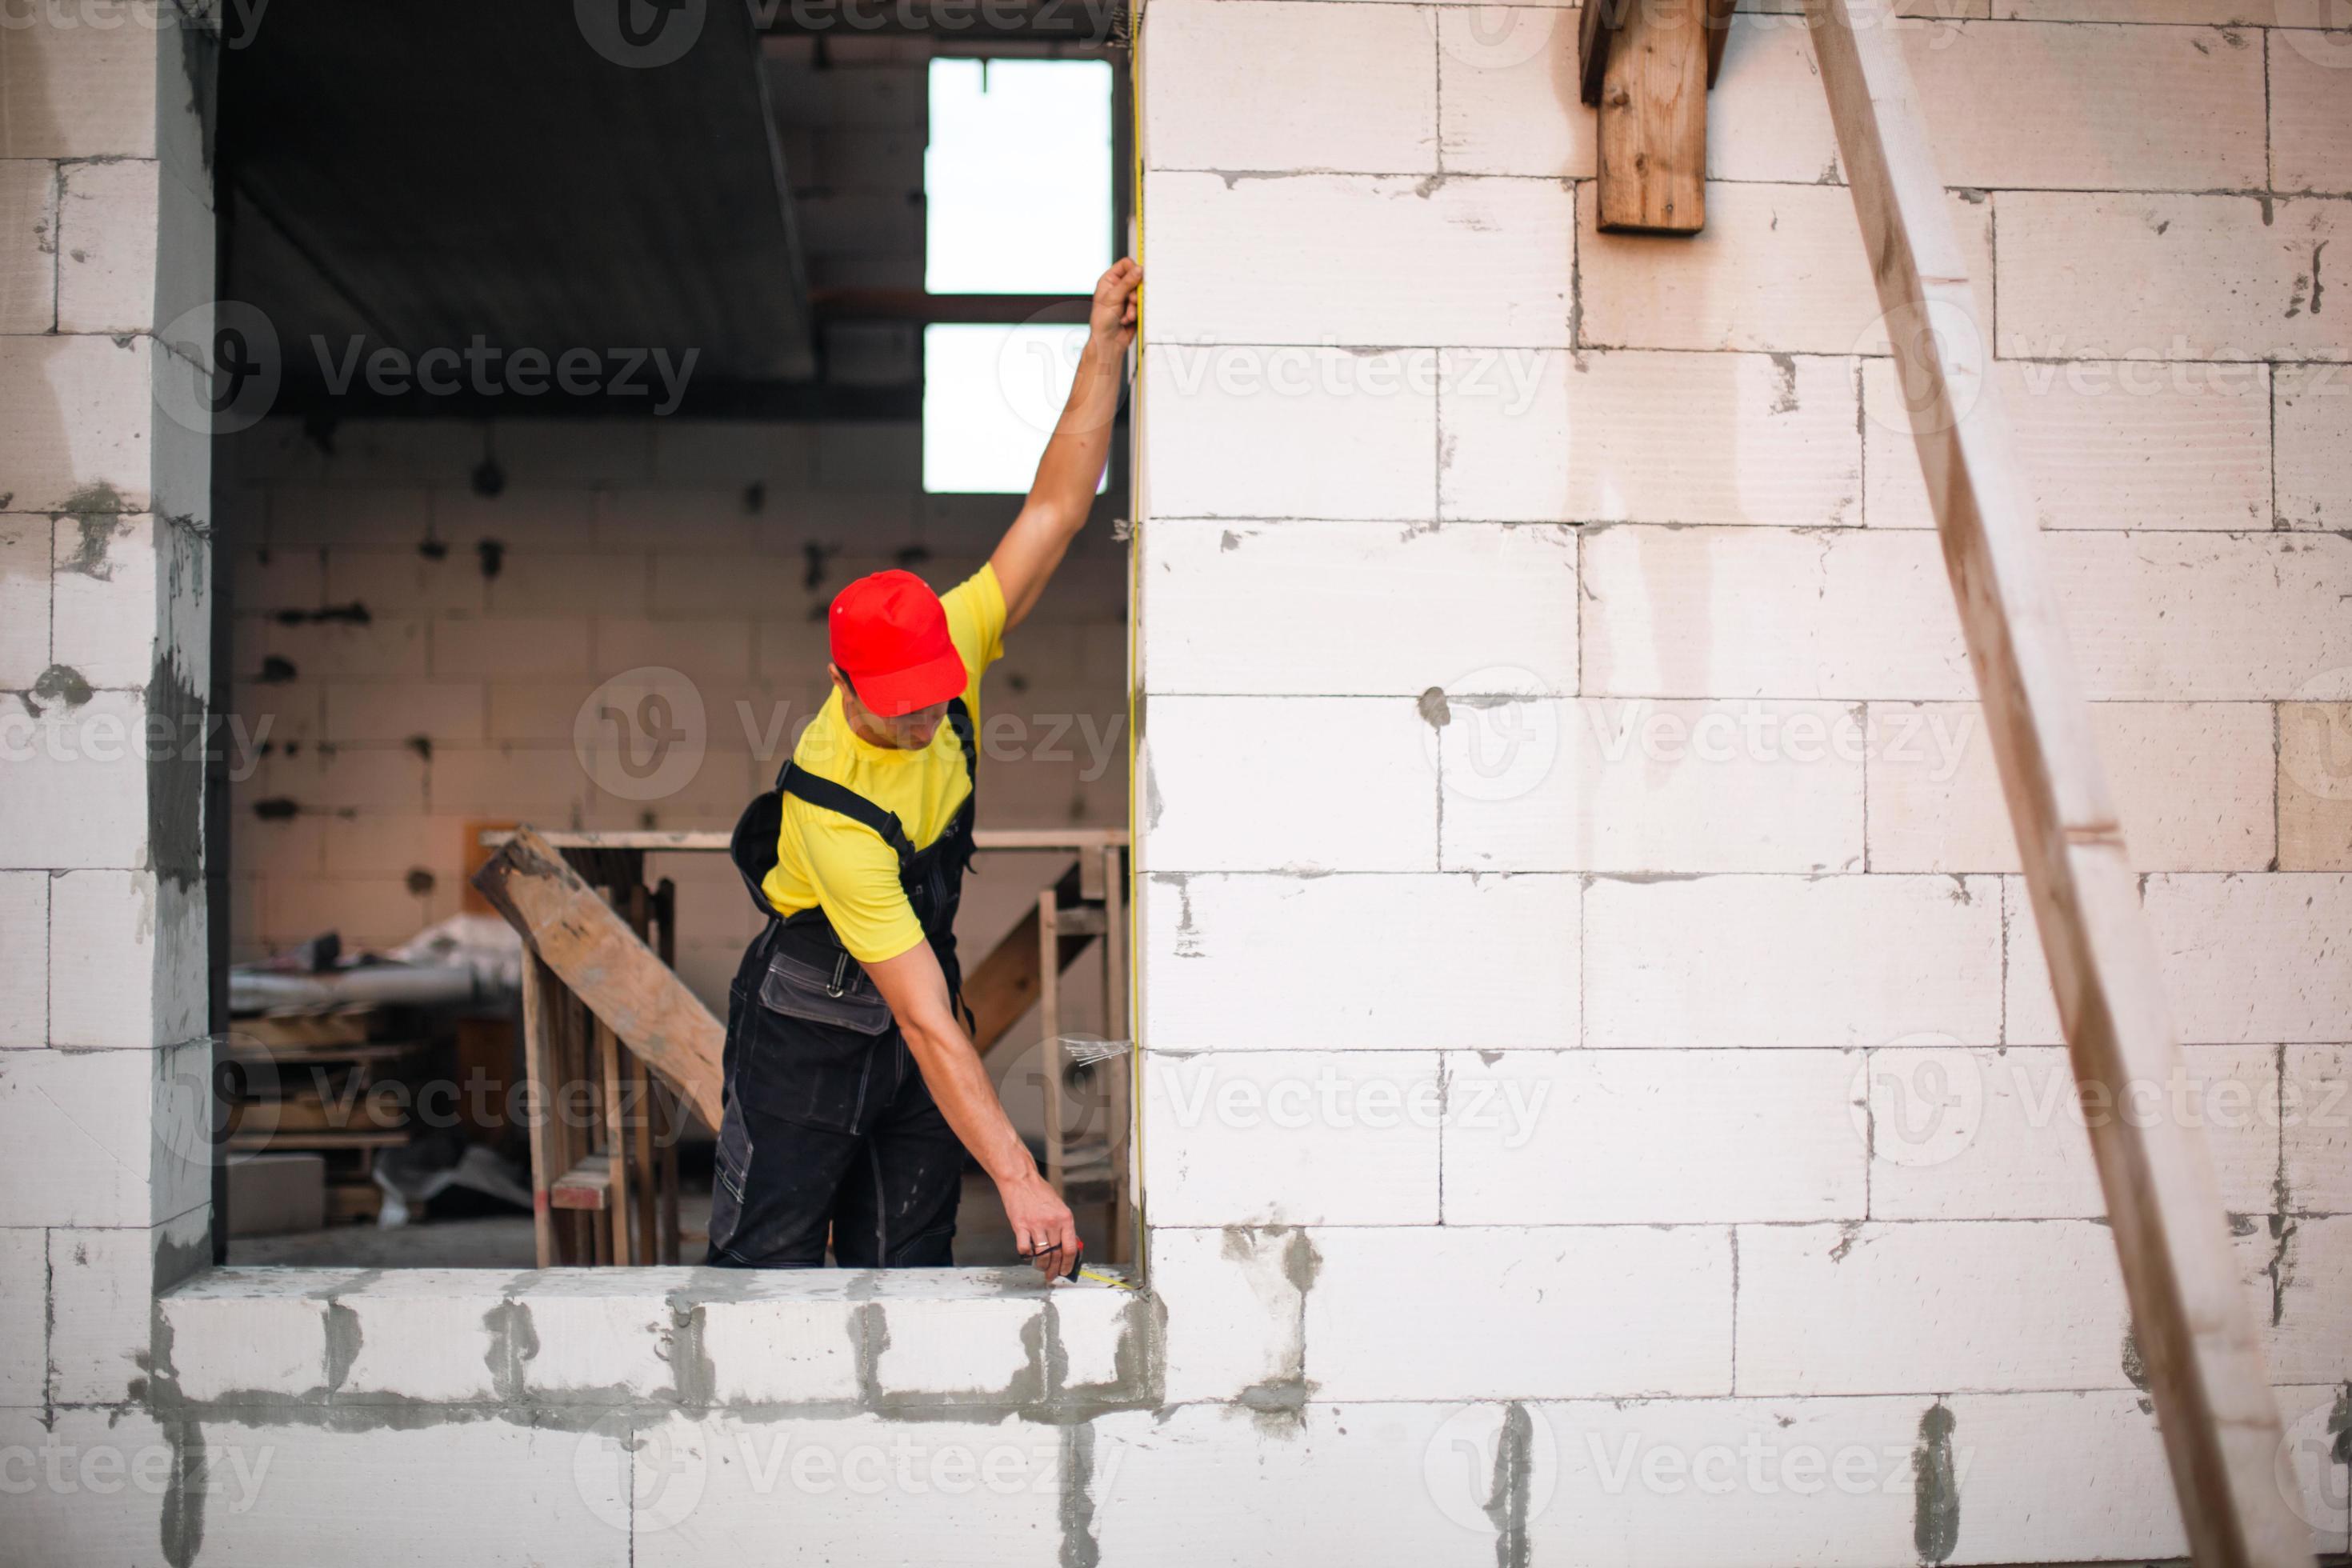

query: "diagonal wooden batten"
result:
(1800, 4), (2310, 1562)
(473, 825), (726, 1134)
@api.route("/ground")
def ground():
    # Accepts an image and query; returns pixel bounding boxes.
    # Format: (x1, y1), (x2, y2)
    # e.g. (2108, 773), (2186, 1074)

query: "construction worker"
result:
(715, 258), (1141, 1279)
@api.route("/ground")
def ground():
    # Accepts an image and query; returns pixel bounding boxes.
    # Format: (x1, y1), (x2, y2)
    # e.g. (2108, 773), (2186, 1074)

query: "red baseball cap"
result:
(828, 570), (967, 717)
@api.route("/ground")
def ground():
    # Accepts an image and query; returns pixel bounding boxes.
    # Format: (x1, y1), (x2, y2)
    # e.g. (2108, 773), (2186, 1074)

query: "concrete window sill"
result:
(156, 1266), (1154, 1417)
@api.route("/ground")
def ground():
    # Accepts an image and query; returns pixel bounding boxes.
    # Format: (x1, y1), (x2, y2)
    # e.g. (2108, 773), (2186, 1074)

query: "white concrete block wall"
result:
(0, 11), (220, 1565)
(1125, 3), (2352, 1564)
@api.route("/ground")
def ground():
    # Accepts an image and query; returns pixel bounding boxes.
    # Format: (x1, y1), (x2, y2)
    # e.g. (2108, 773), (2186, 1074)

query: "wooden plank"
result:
(596, 1017), (632, 1265)
(1800, 6), (2309, 1563)
(627, 883), (662, 1267)
(654, 878), (682, 1265)
(1056, 906), (1110, 938)
(1039, 889), (1066, 1196)
(522, 958), (560, 1265)
(553, 980), (593, 1264)
(473, 826), (726, 1134)
(461, 819), (517, 917)
(233, 1010), (374, 1049)
(1594, 0), (1710, 234)
(550, 1159), (611, 1212)
(974, 827), (1130, 853)
(223, 1040), (418, 1067)
(226, 1130), (411, 1151)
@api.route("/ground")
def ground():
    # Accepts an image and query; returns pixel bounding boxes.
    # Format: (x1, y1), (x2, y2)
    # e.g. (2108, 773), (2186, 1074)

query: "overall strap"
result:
(945, 696), (976, 787)
(771, 694), (979, 872)
(779, 766), (915, 866)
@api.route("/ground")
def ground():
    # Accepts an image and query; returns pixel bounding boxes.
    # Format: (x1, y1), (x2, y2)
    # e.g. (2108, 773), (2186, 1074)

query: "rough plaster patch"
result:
(1483, 1402), (1531, 1568)
(1913, 1402), (1960, 1563)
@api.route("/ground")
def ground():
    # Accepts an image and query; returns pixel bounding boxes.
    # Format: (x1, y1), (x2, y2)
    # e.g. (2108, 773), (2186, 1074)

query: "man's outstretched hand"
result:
(1002, 1169), (1082, 1280)
(1089, 258), (1142, 355)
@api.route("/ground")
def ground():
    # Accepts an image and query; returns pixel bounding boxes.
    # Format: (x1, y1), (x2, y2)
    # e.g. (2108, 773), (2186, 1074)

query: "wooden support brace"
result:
(1038, 889), (1066, 1196)
(520, 954), (562, 1267)
(1802, 4), (2310, 1562)
(473, 826), (726, 1134)
(1581, 0), (1736, 234)
(596, 1016), (632, 1265)
(652, 876), (682, 1264)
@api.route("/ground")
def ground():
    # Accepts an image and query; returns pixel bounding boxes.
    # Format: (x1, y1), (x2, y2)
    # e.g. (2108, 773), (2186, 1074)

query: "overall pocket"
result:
(705, 1099), (754, 1258)
(738, 947), (890, 1133)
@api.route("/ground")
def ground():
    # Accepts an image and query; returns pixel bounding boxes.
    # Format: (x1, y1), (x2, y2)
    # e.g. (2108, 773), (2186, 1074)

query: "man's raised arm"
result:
(989, 258), (1141, 632)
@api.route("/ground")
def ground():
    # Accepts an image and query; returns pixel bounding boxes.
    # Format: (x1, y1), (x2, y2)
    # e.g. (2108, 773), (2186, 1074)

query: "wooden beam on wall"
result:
(474, 826), (726, 1134)
(1580, 0), (1731, 234)
(1799, 4), (2311, 1563)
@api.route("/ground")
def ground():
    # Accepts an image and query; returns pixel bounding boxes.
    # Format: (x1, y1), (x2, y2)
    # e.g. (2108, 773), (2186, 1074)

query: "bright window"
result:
(925, 323), (1105, 496)
(924, 58), (1112, 294)
(923, 58), (1113, 494)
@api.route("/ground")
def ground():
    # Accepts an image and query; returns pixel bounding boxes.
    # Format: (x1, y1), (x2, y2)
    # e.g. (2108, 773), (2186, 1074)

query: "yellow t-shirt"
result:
(758, 564), (1006, 962)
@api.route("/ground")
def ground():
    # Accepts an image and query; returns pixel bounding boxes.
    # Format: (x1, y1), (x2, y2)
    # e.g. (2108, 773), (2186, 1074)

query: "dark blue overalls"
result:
(710, 699), (977, 1267)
